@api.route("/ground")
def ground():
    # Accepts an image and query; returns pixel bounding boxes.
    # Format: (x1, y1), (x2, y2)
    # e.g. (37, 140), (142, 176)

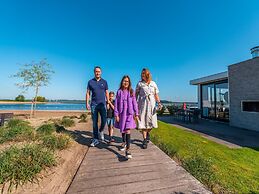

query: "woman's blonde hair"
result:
(141, 68), (152, 83)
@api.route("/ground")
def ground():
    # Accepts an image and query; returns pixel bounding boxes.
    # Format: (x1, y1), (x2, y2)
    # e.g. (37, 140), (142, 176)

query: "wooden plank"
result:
(66, 125), (211, 194)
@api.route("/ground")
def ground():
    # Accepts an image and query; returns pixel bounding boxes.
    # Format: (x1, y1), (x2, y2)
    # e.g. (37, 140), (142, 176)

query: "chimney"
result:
(251, 46), (259, 58)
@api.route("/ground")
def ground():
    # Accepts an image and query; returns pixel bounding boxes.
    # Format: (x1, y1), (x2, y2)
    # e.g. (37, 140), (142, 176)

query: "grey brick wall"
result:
(228, 57), (259, 131)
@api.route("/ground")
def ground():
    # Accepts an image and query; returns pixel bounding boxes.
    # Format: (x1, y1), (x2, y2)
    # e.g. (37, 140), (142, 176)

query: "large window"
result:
(202, 84), (215, 119)
(242, 101), (259, 112)
(215, 82), (229, 121)
(201, 80), (229, 121)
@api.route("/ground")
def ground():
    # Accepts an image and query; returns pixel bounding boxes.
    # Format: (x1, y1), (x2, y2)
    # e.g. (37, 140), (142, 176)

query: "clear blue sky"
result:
(0, 0), (258, 101)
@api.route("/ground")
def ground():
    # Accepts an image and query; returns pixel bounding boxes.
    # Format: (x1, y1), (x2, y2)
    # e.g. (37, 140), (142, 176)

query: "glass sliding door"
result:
(201, 80), (229, 121)
(215, 82), (229, 121)
(201, 84), (215, 119)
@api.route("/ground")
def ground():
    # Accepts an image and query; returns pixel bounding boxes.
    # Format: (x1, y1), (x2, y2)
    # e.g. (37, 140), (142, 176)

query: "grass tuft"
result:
(79, 113), (88, 123)
(36, 124), (56, 135)
(0, 144), (56, 193)
(60, 117), (75, 127)
(0, 119), (34, 144)
(40, 133), (71, 150)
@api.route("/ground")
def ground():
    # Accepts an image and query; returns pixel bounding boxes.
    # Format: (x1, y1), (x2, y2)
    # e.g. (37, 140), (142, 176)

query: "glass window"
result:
(201, 80), (229, 121)
(202, 84), (215, 118)
(215, 82), (229, 121)
(242, 101), (259, 112)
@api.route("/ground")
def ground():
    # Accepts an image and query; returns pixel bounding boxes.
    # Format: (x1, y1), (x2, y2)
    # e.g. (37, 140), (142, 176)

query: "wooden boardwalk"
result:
(66, 128), (211, 194)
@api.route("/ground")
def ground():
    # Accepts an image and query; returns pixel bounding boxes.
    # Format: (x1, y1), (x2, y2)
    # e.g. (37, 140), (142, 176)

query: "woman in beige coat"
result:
(135, 68), (162, 149)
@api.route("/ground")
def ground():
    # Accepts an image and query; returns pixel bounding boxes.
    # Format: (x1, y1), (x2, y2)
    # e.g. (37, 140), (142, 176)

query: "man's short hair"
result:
(94, 66), (101, 71)
(109, 91), (115, 95)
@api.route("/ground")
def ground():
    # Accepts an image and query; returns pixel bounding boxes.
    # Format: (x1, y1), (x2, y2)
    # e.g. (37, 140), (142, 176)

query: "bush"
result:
(156, 106), (166, 116)
(0, 144), (56, 193)
(0, 119), (34, 143)
(167, 105), (179, 115)
(36, 124), (55, 135)
(60, 117), (75, 127)
(15, 95), (25, 102)
(41, 134), (71, 150)
(79, 113), (88, 123)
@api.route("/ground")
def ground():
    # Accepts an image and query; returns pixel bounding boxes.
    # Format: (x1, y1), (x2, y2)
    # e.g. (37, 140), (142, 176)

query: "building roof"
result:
(190, 71), (228, 85)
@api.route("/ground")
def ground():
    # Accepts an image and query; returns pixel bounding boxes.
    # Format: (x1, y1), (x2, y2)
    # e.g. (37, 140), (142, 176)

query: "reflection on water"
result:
(0, 103), (86, 110)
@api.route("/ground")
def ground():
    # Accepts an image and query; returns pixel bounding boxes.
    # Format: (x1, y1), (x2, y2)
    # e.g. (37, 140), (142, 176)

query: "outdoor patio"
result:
(158, 115), (259, 149)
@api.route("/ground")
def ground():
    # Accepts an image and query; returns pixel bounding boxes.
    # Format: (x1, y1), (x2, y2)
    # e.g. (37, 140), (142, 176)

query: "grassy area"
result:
(0, 119), (35, 143)
(0, 118), (75, 192)
(0, 144), (56, 193)
(151, 121), (259, 193)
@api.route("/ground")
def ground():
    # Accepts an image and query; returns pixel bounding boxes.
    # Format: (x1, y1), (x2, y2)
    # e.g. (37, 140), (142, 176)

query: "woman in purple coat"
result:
(114, 75), (139, 159)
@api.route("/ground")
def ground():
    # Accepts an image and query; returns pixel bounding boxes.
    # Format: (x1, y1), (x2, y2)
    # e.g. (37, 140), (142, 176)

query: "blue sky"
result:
(0, 0), (258, 101)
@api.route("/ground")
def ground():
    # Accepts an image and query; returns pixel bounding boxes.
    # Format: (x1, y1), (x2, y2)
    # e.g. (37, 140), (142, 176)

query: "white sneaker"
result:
(120, 143), (126, 151)
(90, 139), (99, 147)
(126, 150), (132, 159)
(99, 131), (104, 141)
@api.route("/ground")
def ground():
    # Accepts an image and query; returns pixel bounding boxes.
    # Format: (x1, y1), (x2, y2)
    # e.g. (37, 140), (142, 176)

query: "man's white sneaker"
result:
(99, 131), (105, 141)
(90, 139), (99, 147)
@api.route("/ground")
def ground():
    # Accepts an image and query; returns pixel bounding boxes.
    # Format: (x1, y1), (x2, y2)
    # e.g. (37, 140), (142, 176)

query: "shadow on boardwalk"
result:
(65, 126), (211, 194)
(63, 128), (144, 162)
(159, 115), (259, 149)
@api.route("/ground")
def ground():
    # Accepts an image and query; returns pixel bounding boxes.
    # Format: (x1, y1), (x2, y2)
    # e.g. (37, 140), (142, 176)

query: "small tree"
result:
(12, 59), (54, 117)
(15, 95), (25, 102)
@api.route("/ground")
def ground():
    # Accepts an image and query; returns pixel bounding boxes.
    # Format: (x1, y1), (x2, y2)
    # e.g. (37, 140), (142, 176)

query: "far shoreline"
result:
(0, 101), (60, 104)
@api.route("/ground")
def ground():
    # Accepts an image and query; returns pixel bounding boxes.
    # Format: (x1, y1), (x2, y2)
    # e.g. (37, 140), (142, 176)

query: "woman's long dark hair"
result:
(119, 75), (134, 96)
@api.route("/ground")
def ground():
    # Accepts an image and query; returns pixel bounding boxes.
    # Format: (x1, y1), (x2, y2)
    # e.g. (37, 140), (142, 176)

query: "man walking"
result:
(86, 66), (109, 147)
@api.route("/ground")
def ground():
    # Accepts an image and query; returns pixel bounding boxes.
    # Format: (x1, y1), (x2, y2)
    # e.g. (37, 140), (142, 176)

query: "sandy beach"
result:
(0, 110), (91, 194)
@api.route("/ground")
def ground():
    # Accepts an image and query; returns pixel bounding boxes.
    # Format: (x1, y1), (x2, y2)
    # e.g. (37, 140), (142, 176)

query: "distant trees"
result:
(15, 95), (25, 102)
(12, 59), (54, 117)
(35, 96), (47, 102)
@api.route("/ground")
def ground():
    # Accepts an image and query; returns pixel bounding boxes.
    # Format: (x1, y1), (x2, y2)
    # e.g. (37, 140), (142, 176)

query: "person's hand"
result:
(86, 103), (90, 110)
(158, 102), (163, 111)
(134, 114), (140, 121)
(116, 116), (120, 123)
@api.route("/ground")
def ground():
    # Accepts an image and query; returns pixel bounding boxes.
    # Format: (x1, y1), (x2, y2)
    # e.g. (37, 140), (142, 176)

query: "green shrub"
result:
(36, 124), (55, 135)
(0, 144), (56, 193)
(0, 119), (34, 143)
(79, 113), (88, 123)
(41, 134), (71, 150)
(156, 106), (166, 116)
(60, 117), (75, 127)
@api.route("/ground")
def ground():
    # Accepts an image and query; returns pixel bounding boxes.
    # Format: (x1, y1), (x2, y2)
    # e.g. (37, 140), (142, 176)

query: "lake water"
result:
(0, 103), (86, 111)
